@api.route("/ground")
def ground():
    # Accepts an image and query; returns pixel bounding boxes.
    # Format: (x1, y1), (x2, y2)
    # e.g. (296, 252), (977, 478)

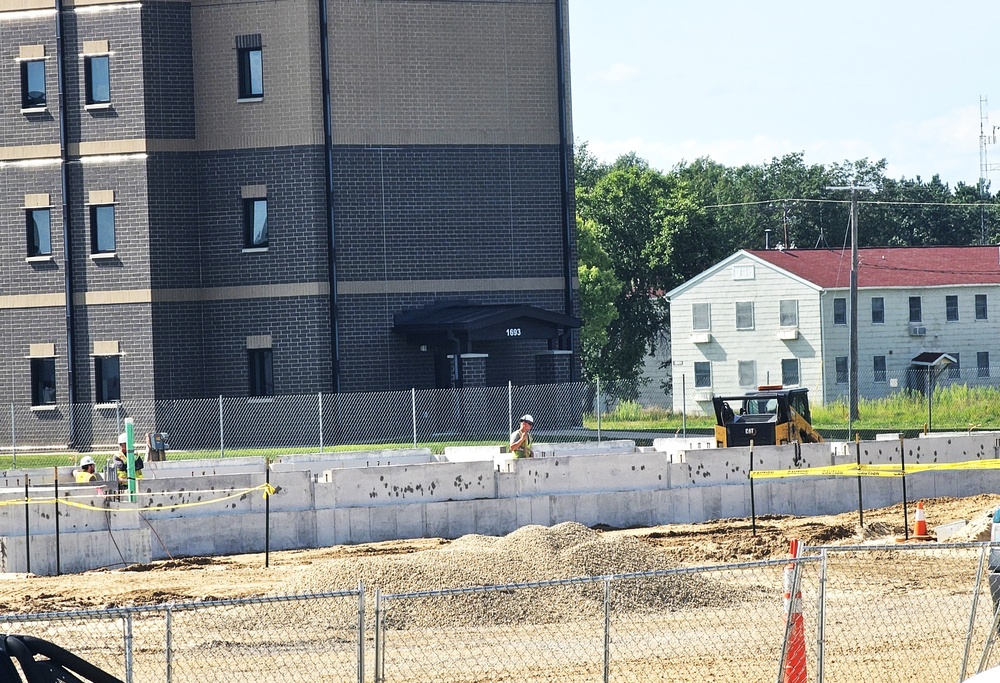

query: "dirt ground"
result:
(5, 493), (1000, 615)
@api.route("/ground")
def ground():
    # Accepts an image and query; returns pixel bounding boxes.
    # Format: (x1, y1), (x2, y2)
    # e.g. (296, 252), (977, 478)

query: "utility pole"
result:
(825, 184), (875, 436)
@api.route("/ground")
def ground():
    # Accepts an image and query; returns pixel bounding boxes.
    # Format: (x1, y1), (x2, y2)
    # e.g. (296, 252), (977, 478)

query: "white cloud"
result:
(592, 63), (639, 84)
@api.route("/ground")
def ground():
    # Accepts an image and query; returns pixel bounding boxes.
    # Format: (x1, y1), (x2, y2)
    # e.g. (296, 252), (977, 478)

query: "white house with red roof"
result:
(666, 246), (1000, 414)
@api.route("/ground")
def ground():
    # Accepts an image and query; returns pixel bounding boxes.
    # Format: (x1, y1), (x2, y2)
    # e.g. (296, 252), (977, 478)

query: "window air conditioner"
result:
(693, 390), (714, 401)
(777, 328), (799, 340)
(690, 332), (712, 344)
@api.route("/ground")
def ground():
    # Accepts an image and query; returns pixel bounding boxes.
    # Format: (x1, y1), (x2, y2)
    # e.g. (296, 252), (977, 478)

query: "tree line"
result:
(574, 146), (1000, 396)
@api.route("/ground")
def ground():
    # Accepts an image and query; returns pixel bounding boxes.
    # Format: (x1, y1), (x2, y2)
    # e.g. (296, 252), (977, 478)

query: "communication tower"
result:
(980, 96), (999, 244)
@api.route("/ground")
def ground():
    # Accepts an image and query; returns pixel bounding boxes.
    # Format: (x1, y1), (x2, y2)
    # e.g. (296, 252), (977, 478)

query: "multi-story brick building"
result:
(0, 0), (579, 445)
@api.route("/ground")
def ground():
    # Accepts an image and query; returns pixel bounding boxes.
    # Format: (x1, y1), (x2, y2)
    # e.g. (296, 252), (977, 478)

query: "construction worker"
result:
(73, 456), (100, 483)
(509, 414), (535, 458)
(113, 432), (144, 491)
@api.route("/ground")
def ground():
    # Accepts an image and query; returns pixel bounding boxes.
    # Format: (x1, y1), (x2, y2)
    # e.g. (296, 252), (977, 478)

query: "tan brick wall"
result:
(329, 0), (560, 146)
(190, 0), (325, 151)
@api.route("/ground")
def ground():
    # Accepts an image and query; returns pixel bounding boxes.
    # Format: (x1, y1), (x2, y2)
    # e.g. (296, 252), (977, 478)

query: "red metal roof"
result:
(747, 246), (1000, 289)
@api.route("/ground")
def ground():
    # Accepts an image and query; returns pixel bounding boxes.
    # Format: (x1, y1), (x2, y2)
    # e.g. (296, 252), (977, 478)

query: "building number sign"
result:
(506, 328), (522, 337)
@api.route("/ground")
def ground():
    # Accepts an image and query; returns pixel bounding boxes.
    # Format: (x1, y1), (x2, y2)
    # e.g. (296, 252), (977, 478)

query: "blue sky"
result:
(568, 1), (998, 188)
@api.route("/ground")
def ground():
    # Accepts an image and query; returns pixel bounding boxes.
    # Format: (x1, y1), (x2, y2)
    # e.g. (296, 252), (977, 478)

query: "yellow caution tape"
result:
(751, 458), (1000, 480)
(0, 483), (273, 513)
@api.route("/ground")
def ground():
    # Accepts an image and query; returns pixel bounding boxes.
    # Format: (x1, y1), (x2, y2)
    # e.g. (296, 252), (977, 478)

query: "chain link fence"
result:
(5, 543), (1000, 682)
(6, 371), (1000, 464)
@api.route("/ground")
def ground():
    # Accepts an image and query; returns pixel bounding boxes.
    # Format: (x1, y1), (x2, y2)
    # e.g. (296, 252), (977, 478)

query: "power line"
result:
(703, 198), (998, 209)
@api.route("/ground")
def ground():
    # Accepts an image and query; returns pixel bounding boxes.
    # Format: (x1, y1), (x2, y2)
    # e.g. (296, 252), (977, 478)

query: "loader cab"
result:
(712, 386), (820, 448)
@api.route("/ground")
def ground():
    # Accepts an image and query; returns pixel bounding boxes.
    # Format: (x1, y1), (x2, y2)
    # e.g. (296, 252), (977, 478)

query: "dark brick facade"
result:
(0, 0), (578, 449)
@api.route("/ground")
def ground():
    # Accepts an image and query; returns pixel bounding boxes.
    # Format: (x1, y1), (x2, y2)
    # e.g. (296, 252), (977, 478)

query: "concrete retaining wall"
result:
(3, 432), (1000, 575)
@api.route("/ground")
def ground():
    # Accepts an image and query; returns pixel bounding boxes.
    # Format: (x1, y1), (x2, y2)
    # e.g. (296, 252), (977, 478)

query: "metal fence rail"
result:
(6, 544), (1000, 682)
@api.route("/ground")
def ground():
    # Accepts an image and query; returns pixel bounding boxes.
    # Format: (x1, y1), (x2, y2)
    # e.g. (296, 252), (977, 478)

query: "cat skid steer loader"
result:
(712, 385), (823, 448)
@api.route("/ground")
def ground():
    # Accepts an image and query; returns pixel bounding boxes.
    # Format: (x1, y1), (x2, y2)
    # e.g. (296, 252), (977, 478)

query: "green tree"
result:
(583, 159), (708, 393)
(576, 217), (621, 381)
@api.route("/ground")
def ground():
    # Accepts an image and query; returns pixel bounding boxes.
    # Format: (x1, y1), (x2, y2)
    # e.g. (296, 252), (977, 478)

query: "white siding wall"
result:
(822, 285), (1000, 401)
(670, 255), (823, 415)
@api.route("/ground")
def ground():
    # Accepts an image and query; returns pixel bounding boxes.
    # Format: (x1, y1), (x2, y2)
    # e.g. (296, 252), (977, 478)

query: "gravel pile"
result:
(284, 522), (763, 628)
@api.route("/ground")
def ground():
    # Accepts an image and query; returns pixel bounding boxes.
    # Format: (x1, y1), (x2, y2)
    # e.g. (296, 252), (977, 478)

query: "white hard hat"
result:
(80, 456), (95, 467)
(118, 433), (128, 444)
(520, 414), (534, 424)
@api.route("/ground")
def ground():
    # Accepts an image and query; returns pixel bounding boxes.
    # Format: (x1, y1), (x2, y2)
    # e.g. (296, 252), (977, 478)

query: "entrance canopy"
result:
(911, 352), (957, 368)
(393, 303), (580, 350)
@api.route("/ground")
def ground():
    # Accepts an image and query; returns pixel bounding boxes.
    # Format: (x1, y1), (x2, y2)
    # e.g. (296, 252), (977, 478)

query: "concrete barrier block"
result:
(2, 529), (152, 575)
(328, 461), (495, 508)
(444, 445), (504, 462)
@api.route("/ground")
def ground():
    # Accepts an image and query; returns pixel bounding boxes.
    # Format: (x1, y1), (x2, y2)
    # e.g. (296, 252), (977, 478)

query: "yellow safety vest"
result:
(74, 470), (96, 483)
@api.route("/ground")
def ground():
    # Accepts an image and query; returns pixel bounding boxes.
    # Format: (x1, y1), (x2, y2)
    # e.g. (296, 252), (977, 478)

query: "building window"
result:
(781, 358), (799, 386)
(90, 205), (115, 253)
(835, 356), (848, 384)
(692, 303), (711, 331)
(732, 264), (754, 280)
(21, 60), (45, 109)
(978, 351), (990, 378)
(30, 358), (56, 406)
(735, 301), (754, 330)
(243, 198), (268, 248)
(85, 55), (110, 105)
(873, 355), (886, 383)
(833, 297), (846, 325)
(95, 355), (120, 403)
(948, 353), (960, 379)
(871, 297), (884, 324)
(737, 360), (756, 388)
(26, 208), (51, 257)
(237, 40), (263, 99)
(694, 361), (711, 388)
(977, 294), (988, 321)
(946, 295), (959, 322)
(909, 296), (922, 323)
(779, 300), (798, 327)
(248, 348), (273, 396)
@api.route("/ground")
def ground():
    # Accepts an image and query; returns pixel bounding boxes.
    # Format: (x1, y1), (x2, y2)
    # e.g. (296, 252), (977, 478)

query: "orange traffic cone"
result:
(783, 539), (807, 683)
(913, 500), (933, 541)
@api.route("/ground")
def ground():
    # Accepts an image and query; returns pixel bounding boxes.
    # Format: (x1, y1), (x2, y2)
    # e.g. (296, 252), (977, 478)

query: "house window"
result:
(237, 35), (263, 99)
(735, 301), (754, 330)
(694, 361), (711, 388)
(835, 356), (848, 384)
(948, 353), (960, 379)
(908, 296), (922, 323)
(781, 358), (799, 386)
(871, 297), (884, 324)
(94, 355), (120, 403)
(30, 358), (56, 406)
(732, 264), (754, 280)
(90, 205), (115, 253)
(978, 351), (990, 378)
(737, 360), (756, 388)
(873, 355), (886, 383)
(692, 303), (711, 331)
(85, 55), (110, 105)
(26, 208), (51, 257)
(243, 198), (268, 248)
(248, 348), (273, 396)
(21, 60), (45, 109)
(946, 295), (959, 322)
(779, 300), (798, 327)
(833, 297), (846, 325)
(976, 294), (988, 321)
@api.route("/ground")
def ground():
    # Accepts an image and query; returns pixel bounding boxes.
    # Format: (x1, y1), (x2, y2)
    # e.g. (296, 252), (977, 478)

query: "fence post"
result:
(124, 612), (134, 683)
(23, 475), (30, 574)
(115, 402), (122, 441)
(53, 468), (60, 576)
(165, 609), (173, 683)
(507, 381), (513, 434)
(358, 582), (367, 683)
(218, 395), (225, 458)
(602, 578), (611, 683)
(681, 374), (687, 439)
(319, 392), (324, 453)
(596, 378), (602, 444)
(373, 588), (383, 683)
(10, 403), (16, 469)
(411, 388), (417, 448)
